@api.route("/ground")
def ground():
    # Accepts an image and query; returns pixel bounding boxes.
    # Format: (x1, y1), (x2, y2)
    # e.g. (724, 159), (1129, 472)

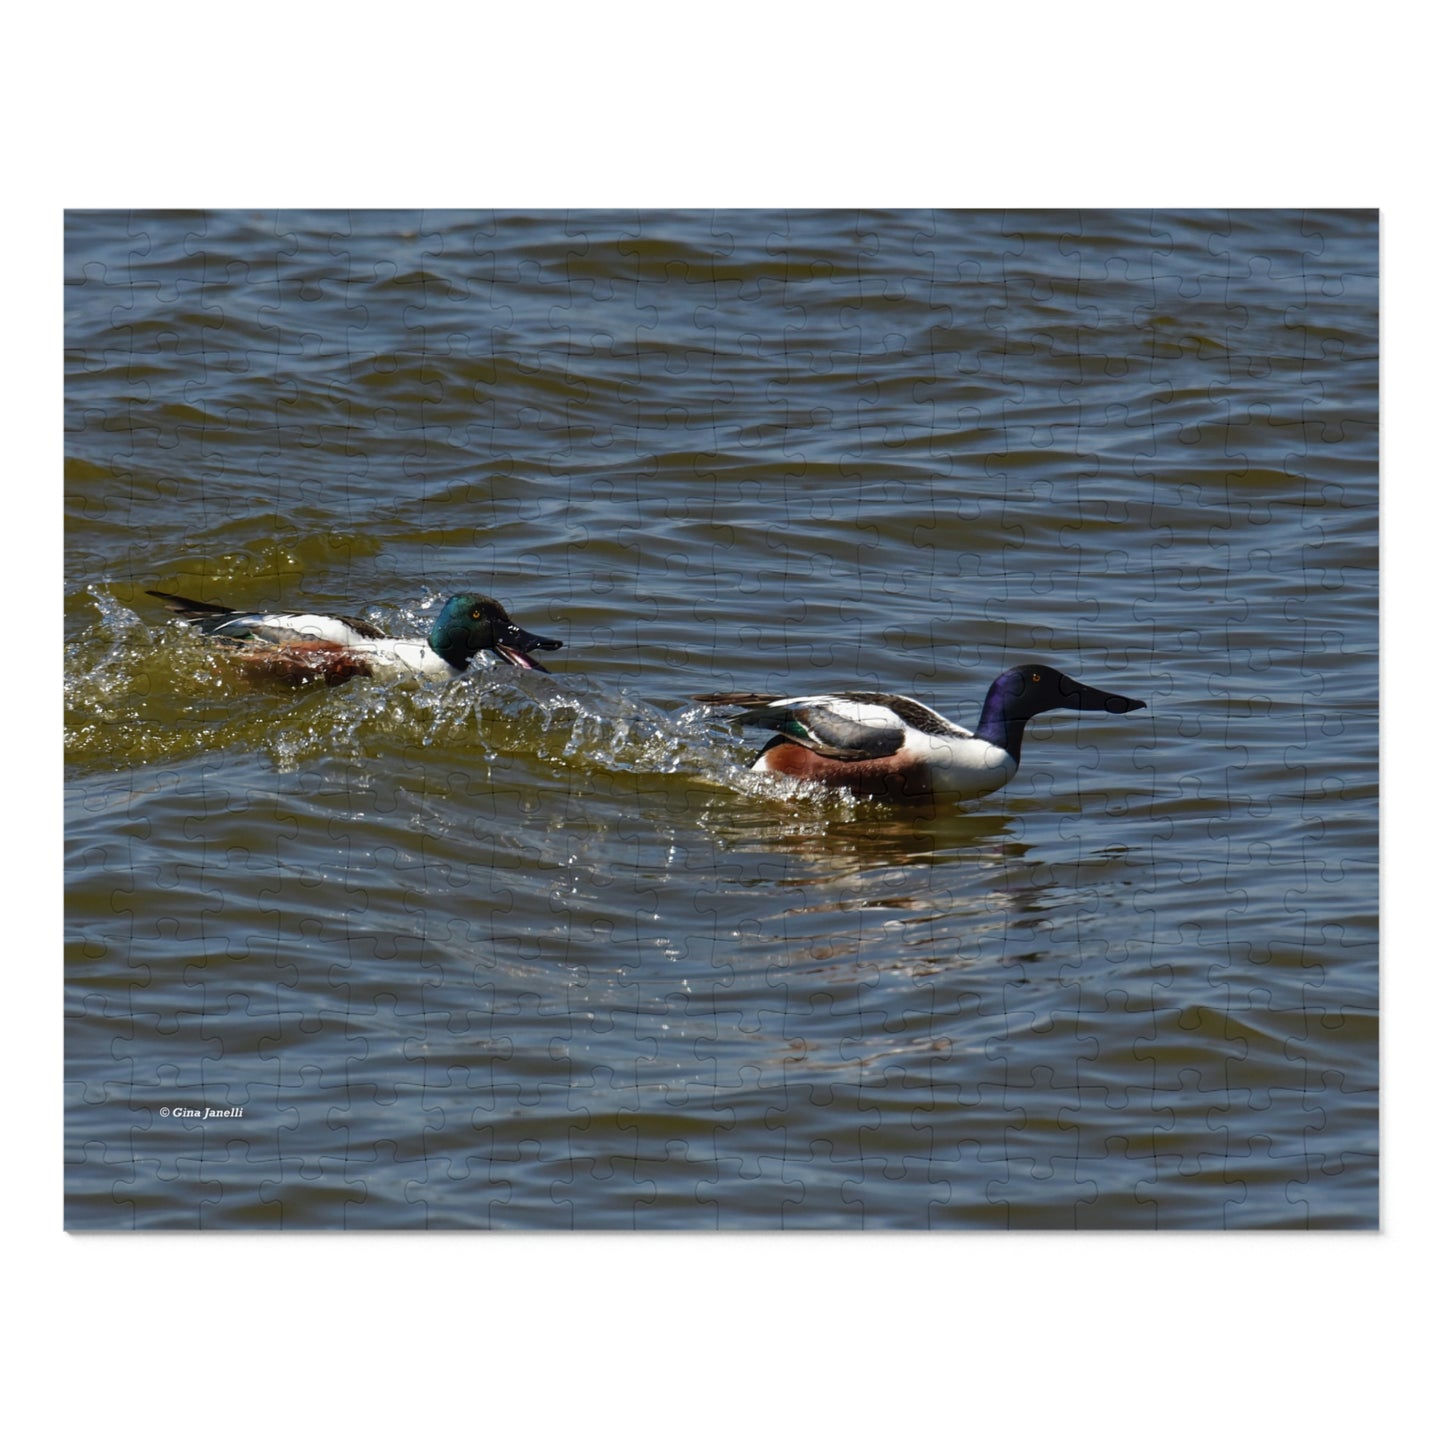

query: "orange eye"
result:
(471, 609), (482, 620)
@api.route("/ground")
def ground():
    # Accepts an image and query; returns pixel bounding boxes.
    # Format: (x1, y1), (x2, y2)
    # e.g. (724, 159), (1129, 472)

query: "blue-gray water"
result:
(64, 209), (1377, 1228)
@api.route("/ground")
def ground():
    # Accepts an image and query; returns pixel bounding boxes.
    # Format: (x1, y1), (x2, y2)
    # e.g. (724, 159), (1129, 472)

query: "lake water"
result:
(64, 209), (1378, 1228)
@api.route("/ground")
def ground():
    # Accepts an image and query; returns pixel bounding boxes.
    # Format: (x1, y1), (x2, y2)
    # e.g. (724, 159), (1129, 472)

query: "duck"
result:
(695, 664), (1145, 801)
(147, 589), (562, 686)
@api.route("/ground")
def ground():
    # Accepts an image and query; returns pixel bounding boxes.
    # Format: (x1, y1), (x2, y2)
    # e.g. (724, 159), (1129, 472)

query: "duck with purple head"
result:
(695, 664), (1145, 802)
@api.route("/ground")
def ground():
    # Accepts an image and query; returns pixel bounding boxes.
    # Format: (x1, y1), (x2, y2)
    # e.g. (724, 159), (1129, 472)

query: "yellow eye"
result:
(471, 608), (482, 620)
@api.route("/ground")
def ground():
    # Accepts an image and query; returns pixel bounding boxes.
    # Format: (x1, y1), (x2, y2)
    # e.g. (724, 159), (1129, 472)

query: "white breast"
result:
(348, 638), (457, 680)
(910, 731), (1017, 798)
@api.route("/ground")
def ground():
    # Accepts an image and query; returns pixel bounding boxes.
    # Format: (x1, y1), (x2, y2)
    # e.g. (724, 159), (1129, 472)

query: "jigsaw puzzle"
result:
(63, 209), (1379, 1228)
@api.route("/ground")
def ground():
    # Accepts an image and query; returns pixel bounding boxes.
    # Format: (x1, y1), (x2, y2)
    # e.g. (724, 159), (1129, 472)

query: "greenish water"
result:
(65, 209), (1377, 1227)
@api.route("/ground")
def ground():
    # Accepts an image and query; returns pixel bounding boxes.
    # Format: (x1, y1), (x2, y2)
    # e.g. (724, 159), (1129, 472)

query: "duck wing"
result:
(699, 692), (907, 762)
(147, 590), (387, 643)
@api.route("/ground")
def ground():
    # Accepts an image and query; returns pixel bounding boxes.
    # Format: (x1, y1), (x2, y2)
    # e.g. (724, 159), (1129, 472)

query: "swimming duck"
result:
(695, 664), (1145, 801)
(148, 589), (562, 686)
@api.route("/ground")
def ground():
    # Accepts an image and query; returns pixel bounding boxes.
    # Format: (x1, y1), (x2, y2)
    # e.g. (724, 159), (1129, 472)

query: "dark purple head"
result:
(974, 664), (1145, 761)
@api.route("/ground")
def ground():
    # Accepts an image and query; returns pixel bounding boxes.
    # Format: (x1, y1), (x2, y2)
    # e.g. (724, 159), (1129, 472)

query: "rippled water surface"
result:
(65, 209), (1378, 1227)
